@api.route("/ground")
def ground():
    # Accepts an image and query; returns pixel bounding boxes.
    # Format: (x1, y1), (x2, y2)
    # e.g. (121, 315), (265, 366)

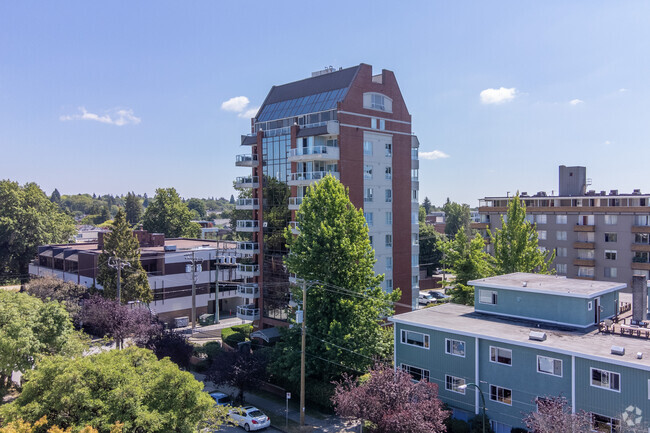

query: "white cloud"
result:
(419, 150), (450, 160)
(604, 140), (612, 145)
(221, 96), (250, 113)
(619, 88), (628, 92)
(480, 87), (517, 105)
(569, 99), (584, 105)
(239, 106), (259, 119)
(60, 107), (141, 126)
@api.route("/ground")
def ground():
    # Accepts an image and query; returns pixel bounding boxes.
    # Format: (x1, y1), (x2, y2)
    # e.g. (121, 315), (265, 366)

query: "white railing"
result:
(289, 221), (299, 233)
(235, 154), (258, 166)
(236, 220), (260, 231)
(235, 176), (259, 188)
(289, 197), (304, 208)
(237, 284), (260, 297)
(237, 198), (259, 208)
(288, 171), (339, 182)
(237, 305), (260, 320)
(288, 146), (339, 158)
(236, 242), (259, 255)
(237, 263), (259, 276)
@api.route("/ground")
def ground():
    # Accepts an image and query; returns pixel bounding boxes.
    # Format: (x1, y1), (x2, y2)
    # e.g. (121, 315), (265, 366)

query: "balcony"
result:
(289, 221), (299, 235)
(237, 305), (260, 321)
(632, 226), (650, 234)
(240, 134), (258, 146)
(235, 154), (259, 167)
(237, 263), (259, 278)
(236, 220), (260, 232)
(235, 176), (259, 189)
(573, 242), (595, 249)
(289, 197), (304, 210)
(236, 198), (259, 210)
(574, 224), (595, 232)
(236, 242), (259, 256)
(237, 284), (260, 298)
(288, 146), (340, 162)
(288, 171), (340, 187)
(573, 258), (595, 267)
(632, 244), (650, 252)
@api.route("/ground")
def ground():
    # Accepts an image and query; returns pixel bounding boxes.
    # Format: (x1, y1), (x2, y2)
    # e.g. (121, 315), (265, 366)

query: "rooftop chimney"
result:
(632, 274), (648, 323)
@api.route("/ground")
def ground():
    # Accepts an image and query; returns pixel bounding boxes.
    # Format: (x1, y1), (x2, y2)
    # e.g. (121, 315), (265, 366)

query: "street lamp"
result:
(459, 382), (487, 433)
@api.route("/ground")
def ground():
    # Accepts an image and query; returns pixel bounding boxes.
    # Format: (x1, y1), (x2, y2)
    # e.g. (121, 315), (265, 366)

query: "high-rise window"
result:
(538, 230), (547, 240)
(364, 188), (373, 202)
(385, 143), (392, 156)
(386, 279), (393, 291)
(385, 166), (392, 179)
(412, 254), (418, 267)
(556, 215), (567, 224)
(386, 257), (393, 270)
(371, 118), (386, 130)
(385, 235), (392, 247)
(536, 215), (547, 224)
(556, 247), (568, 257)
(605, 215), (618, 225)
(363, 141), (373, 155)
(364, 212), (373, 227)
(386, 189), (392, 203)
(604, 233), (617, 242)
(556, 263), (567, 274)
(604, 267), (618, 278)
(605, 250), (617, 260)
(556, 231), (567, 241)
(386, 212), (392, 225)
(364, 164), (373, 179)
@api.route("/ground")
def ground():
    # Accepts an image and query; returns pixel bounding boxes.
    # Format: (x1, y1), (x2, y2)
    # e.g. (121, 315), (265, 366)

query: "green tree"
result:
(142, 188), (201, 238)
(0, 291), (86, 394)
(124, 192), (142, 225)
(419, 224), (445, 276)
(97, 210), (152, 303)
(50, 188), (61, 205)
(269, 175), (399, 386)
(489, 192), (555, 274)
(443, 201), (471, 238)
(26, 276), (89, 323)
(418, 206), (427, 223)
(229, 194), (235, 204)
(186, 198), (206, 219)
(0, 181), (76, 284)
(1, 347), (228, 433)
(442, 230), (494, 305)
(422, 196), (432, 215)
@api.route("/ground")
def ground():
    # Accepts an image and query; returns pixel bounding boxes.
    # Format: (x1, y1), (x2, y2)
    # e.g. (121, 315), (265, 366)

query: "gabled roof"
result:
(256, 65), (360, 122)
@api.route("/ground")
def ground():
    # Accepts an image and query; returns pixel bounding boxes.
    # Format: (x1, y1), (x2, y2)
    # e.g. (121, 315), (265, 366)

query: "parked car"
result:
(209, 392), (232, 406)
(429, 291), (450, 301)
(418, 292), (435, 305)
(228, 406), (271, 431)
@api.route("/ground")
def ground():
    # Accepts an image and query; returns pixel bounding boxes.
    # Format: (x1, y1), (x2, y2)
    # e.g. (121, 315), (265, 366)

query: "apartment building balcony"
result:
(236, 283), (260, 298)
(288, 171), (340, 187)
(632, 244), (650, 252)
(632, 225), (650, 234)
(472, 222), (489, 230)
(573, 258), (595, 267)
(241, 133), (258, 146)
(235, 176), (259, 189)
(237, 305), (260, 321)
(288, 221), (300, 234)
(289, 197), (303, 210)
(235, 154), (259, 167)
(573, 241), (595, 249)
(236, 220), (260, 232)
(236, 198), (259, 210)
(288, 146), (339, 162)
(237, 263), (259, 278)
(236, 242), (259, 256)
(574, 224), (595, 232)
(632, 263), (650, 271)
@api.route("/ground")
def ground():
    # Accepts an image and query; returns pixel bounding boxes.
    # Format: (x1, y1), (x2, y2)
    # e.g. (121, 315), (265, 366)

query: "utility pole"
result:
(300, 279), (306, 427)
(185, 250), (203, 330)
(108, 257), (130, 303)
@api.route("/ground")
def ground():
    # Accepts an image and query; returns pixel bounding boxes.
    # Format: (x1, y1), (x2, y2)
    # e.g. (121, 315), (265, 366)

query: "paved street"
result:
(219, 424), (283, 433)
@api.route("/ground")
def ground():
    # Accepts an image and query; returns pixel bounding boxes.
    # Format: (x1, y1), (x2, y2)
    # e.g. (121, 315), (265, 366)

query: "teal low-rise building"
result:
(390, 273), (650, 433)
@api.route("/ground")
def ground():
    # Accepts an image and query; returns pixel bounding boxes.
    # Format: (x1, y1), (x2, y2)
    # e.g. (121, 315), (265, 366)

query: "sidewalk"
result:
(195, 373), (358, 433)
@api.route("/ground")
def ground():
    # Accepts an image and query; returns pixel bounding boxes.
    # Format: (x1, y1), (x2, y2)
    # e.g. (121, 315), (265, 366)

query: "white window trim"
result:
(590, 367), (621, 393)
(445, 338), (466, 358)
(489, 346), (512, 366)
(478, 289), (498, 305)
(445, 375), (466, 395)
(536, 355), (563, 377)
(591, 412), (621, 433)
(489, 384), (513, 406)
(400, 363), (430, 382)
(401, 329), (430, 350)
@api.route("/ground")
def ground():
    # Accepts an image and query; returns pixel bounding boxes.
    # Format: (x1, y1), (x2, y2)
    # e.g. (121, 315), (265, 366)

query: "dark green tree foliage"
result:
(489, 192), (555, 274)
(97, 210), (152, 303)
(270, 175), (398, 385)
(0, 347), (219, 433)
(442, 229), (494, 305)
(0, 291), (84, 394)
(419, 224), (446, 276)
(125, 192), (142, 225)
(229, 194), (235, 204)
(0, 181), (76, 284)
(142, 188), (201, 238)
(50, 188), (61, 204)
(422, 196), (432, 215)
(96, 206), (111, 224)
(443, 201), (471, 238)
(186, 198), (206, 219)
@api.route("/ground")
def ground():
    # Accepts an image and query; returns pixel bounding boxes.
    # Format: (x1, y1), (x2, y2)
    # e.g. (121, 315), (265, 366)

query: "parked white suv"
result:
(228, 406), (271, 431)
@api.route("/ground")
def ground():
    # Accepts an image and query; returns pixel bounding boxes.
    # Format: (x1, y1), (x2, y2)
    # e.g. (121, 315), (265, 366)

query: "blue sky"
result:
(1, 1), (649, 207)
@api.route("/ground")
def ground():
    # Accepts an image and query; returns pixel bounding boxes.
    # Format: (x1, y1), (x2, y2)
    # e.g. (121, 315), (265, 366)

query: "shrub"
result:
(445, 417), (470, 433)
(221, 324), (251, 348)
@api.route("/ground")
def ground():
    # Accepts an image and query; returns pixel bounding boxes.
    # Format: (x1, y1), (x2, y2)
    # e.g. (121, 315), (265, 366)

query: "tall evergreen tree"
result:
(142, 188), (201, 238)
(50, 188), (61, 204)
(422, 196), (432, 215)
(489, 192), (555, 274)
(97, 209), (151, 303)
(125, 192), (142, 225)
(186, 198), (206, 219)
(269, 175), (398, 385)
(229, 194), (235, 204)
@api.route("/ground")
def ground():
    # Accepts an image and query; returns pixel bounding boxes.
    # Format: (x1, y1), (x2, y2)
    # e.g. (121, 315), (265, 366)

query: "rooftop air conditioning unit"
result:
(633, 189), (641, 195)
(611, 346), (625, 356)
(529, 331), (547, 341)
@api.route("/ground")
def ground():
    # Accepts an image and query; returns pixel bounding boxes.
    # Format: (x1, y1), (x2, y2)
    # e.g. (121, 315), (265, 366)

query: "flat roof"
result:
(38, 238), (236, 255)
(391, 300), (650, 370)
(468, 273), (626, 298)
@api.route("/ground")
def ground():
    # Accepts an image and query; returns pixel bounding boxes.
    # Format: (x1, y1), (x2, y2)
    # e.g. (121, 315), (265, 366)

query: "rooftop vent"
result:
(522, 281), (528, 287)
(521, 192), (528, 197)
(600, 191), (607, 196)
(311, 66), (335, 77)
(536, 191), (547, 197)
(164, 245), (177, 252)
(587, 190), (596, 196)
(633, 189), (642, 195)
(610, 190), (618, 196)
(529, 331), (547, 341)
(637, 352), (643, 359)
(611, 346), (625, 356)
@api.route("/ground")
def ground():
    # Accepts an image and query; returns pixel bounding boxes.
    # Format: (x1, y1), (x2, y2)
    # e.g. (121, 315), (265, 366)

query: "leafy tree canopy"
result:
(206, 350), (268, 405)
(142, 188), (201, 238)
(97, 210), (151, 303)
(524, 396), (591, 433)
(186, 198), (206, 220)
(1, 347), (226, 433)
(26, 276), (89, 323)
(124, 192), (142, 226)
(269, 175), (398, 385)
(489, 192), (555, 274)
(419, 224), (445, 276)
(0, 181), (76, 283)
(442, 201), (471, 238)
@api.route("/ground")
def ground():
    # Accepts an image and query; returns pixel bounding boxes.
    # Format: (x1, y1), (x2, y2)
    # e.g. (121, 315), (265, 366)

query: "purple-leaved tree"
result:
(524, 396), (592, 433)
(332, 363), (449, 433)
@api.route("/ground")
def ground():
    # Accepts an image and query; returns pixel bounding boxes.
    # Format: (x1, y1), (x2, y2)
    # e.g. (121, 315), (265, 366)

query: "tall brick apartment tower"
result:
(234, 64), (419, 330)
